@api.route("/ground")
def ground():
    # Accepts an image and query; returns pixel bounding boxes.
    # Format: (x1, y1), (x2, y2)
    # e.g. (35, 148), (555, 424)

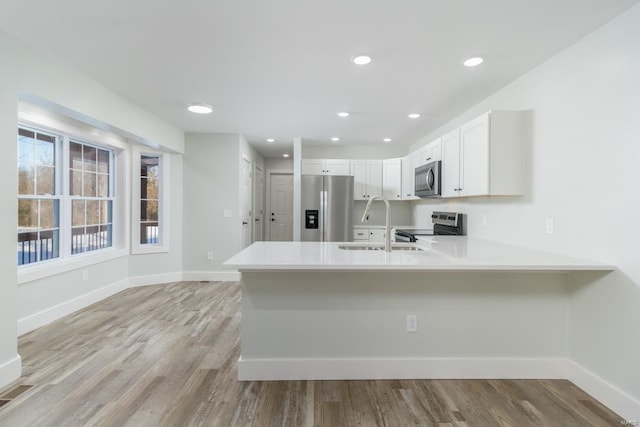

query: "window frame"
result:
(131, 146), (170, 254)
(17, 114), (129, 284)
(17, 127), (62, 266)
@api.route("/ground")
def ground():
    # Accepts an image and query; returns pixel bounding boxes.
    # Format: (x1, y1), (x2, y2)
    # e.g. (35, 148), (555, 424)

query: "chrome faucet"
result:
(361, 195), (392, 252)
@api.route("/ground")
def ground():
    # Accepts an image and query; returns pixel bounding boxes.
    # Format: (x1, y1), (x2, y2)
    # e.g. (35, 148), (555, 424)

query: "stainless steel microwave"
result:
(415, 161), (441, 197)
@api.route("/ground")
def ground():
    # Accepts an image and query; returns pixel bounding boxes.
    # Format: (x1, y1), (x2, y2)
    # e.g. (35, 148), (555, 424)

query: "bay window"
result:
(17, 125), (117, 267)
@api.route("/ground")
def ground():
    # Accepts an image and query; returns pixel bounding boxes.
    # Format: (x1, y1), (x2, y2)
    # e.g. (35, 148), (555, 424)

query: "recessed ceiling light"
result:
(407, 113), (421, 119)
(383, 138), (392, 143)
(463, 57), (484, 67)
(282, 153), (290, 158)
(352, 55), (372, 65)
(337, 112), (350, 118)
(266, 138), (275, 143)
(331, 137), (340, 142)
(187, 103), (213, 114)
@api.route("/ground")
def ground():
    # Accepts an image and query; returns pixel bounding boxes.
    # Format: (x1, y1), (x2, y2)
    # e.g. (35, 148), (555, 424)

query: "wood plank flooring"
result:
(0, 281), (624, 426)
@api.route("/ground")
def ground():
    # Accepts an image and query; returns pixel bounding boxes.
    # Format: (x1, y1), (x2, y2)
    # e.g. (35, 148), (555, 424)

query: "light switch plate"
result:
(223, 209), (232, 218)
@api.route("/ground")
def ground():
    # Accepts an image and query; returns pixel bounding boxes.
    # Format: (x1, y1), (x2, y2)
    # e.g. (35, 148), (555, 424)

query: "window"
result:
(140, 155), (159, 244)
(17, 128), (60, 265)
(17, 125), (116, 266)
(69, 141), (113, 254)
(132, 148), (169, 254)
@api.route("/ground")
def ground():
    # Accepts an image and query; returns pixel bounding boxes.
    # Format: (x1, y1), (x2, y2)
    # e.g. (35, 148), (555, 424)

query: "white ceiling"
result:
(1, 0), (638, 157)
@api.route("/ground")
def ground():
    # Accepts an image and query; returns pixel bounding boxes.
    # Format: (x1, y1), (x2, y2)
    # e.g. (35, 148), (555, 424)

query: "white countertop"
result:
(223, 237), (614, 272)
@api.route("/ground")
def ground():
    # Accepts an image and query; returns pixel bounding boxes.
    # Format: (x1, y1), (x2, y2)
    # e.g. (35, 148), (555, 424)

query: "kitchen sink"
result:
(338, 244), (423, 252)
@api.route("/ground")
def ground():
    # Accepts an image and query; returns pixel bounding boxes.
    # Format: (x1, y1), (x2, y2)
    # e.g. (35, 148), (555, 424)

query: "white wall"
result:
(0, 31), (184, 389)
(182, 133), (263, 278)
(0, 53), (20, 387)
(264, 157), (293, 171)
(409, 5), (640, 415)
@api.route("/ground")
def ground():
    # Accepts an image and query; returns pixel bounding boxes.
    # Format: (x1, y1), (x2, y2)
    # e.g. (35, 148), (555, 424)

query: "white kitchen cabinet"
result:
(420, 138), (442, 164)
(353, 227), (385, 242)
(441, 128), (462, 197)
(368, 229), (385, 242)
(441, 111), (524, 198)
(353, 228), (369, 241)
(301, 159), (350, 175)
(350, 160), (383, 200)
(382, 158), (403, 200)
(324, 159), (350, 175)
(402, 151), (421, 200)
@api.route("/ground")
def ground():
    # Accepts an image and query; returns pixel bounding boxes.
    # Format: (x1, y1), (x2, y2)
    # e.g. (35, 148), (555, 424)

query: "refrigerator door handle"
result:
(319, 190), (326, 241)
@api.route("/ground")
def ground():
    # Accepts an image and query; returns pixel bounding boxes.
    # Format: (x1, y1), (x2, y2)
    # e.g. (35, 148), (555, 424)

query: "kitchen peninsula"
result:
(224, 238), (612, 381)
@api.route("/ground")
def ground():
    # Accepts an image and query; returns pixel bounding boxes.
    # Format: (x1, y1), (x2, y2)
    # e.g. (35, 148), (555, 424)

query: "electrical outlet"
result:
(82, 269), (89, 281)
(545, 218), (554, 234)
(482, 214), (487, 227)
(207, 251), (214, 261)
(406, 315), (418, 333)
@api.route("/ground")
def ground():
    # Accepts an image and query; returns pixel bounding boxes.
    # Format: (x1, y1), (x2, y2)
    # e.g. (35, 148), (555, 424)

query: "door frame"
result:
(240, 155), (253, 249)
(265, 169), (293, 241)
(252, 163), (264, 242)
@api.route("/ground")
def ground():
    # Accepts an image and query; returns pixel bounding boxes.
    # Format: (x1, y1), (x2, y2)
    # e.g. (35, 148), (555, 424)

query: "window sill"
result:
(18, 248), (129, 285)
(131, 244), (170, 255)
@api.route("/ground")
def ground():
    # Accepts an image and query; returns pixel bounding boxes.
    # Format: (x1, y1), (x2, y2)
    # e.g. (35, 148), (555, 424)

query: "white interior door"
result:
(253, 164), (264, 242)
(269, 173), (293, 241)
(241, 157), (252, 248)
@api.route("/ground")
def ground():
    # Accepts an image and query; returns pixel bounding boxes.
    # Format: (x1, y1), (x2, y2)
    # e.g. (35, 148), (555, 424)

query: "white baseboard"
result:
(17, 271), (239, 337)
(566, 360), (640, 423)
(128, 271), (182, 288)
(182, 270), (241, 282)
(0, 355), (22, 391)
(238, 356), (568, 381)
(17, 278), (129, 336)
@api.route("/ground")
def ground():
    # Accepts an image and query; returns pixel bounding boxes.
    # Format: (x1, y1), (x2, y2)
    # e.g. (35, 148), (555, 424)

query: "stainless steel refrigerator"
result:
(301, 175), (354, 242)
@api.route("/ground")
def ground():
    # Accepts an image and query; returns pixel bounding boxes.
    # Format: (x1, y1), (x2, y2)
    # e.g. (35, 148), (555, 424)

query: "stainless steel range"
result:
(395, 211), (465, 242)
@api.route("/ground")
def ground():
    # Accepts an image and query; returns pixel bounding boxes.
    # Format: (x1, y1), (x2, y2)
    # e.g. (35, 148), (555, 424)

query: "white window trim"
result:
(131, 146), (170, 254)
(17, 112), (131, 284)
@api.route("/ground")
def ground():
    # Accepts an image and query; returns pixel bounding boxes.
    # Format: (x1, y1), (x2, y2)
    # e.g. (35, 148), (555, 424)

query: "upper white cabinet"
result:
(420, 138), (442, 165)
(350, 160), (383, 200)
(441, 129), (462, 197)
(301, 159), (350, 175)
(382, 158), (403, 200)
(441, 111), (524, 198)
(401, 151), (421, 200)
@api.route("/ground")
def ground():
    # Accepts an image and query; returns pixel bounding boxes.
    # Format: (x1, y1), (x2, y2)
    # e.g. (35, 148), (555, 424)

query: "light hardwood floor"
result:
(0, 281), (623, 426)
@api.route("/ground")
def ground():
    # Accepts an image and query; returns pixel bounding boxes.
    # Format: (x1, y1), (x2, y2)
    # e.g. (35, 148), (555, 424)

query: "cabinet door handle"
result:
(426, 157), (431, 161)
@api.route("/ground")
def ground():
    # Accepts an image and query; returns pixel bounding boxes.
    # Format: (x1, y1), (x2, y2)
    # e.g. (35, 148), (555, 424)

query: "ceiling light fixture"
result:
(282, 153), (290, 158)
(383, 138), (392, 143)
(463, 57), (484, 67)
(352, 55), (372, 65)
(407, 113), (421, 119)
(187, 103), (213, 114)
(266, 138), (275, 143)
(337, 112), (350, 118)
(331, 137), (340, 142)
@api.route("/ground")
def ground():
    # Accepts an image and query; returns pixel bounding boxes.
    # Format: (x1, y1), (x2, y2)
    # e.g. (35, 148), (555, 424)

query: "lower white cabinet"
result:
(353, 227), (385, 242)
